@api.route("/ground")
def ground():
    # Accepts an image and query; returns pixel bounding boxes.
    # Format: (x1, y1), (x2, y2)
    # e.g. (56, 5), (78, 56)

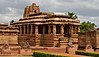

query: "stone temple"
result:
(11, 3), (80, 47)
(12, 3), (80, 47)
(0, 3), (80, 48)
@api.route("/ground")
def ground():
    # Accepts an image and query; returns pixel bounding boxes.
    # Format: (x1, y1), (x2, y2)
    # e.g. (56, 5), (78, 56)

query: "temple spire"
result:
(23, 3), (40, 18)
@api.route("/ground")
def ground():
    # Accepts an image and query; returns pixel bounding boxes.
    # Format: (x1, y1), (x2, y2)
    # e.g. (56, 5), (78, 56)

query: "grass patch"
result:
(33, 51), (71, 57)
(75, 50), (99, 57)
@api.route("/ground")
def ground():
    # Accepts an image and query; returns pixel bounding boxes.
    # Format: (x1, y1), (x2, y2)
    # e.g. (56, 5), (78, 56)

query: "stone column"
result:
(48, 25), (51, 34)
(35, 25), (39, 47)
(43, 26), (45, 34)
(23, 25), (26, 34)
(78, 26), (80, 33)
(19, 26), (22, 34)
(70, 25), (73, 35)
(53, 25), (56, 34)
(61, 25), (64, 34)
(27, 24), (29, 34)
(35, 25), (38, 34)
(30, 24), (33, 34)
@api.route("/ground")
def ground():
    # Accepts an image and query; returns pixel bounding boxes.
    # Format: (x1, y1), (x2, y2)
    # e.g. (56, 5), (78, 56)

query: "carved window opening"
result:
(33, 10), (37, 13)
(34, 10), (36, 13)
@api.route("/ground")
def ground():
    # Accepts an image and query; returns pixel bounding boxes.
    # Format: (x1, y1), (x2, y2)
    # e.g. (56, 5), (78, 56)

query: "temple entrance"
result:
(38, 25), (43, 34)
(64, 25), (69, 37)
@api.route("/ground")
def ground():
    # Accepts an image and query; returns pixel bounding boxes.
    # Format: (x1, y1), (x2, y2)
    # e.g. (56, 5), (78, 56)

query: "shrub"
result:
(75, 50), (99, 57)
(33, 51), (71, 57)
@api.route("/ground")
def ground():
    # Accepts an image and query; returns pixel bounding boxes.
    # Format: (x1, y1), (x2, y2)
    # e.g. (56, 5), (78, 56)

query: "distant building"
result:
(78, 29), (99, 51)
(0, 24), (19, 46)
(12, 3), (80, 47)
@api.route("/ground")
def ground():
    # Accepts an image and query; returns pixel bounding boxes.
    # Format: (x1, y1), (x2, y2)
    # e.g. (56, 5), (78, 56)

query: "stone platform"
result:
(0, 46), (48, 56)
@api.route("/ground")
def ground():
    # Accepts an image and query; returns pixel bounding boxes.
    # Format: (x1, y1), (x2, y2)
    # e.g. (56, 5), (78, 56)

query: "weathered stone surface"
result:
(78, 29), (99, 51)
(0, 25), (18, 45)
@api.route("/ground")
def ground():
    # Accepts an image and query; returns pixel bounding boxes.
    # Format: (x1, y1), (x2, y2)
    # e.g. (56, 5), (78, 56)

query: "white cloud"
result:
(78, 15), (99, 27)
(0, 0), (99, 27)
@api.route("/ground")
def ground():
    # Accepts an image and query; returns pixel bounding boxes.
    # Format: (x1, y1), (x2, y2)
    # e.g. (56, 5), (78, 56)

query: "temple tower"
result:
(23, 3), (40, 17)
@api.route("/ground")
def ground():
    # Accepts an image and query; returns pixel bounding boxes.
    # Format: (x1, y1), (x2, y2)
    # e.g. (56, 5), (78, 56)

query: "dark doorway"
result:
(64, 25), (69, 37)
(56, 25), (61, 34)
(45, 25), (48, 34)
(38, 25), (43, 34)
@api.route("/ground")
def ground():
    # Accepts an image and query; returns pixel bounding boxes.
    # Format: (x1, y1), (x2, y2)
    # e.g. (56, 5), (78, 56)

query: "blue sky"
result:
(0, 0), (99, 27)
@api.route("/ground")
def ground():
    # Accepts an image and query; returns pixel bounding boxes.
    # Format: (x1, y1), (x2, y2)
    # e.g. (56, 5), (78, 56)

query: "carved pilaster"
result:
(61, 25), (64, 34)
(35, 25), (39, 47)
(27, 24), (29, 34)
(43, 26), (45, 34)
(19, 26), (22, 34)
(53, 25), (56, 34)
(30, 25), (33, 34)
(69, 25), (73, 35)
(48, 25), (51, 34)
(35, 25), (38, 34)
(78, 26), (80, 33)
(23, 25), (26, 34)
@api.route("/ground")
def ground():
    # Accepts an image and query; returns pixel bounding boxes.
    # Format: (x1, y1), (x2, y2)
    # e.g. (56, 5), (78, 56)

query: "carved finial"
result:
(32, 3), (36, 6)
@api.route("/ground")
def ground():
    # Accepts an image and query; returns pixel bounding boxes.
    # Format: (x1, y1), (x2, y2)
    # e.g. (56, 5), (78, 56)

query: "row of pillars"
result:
(19, 24), (80, 35)
(19, 24), (65, 35)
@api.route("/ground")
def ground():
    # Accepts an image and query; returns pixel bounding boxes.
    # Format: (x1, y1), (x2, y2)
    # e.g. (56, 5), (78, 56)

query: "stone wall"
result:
(78, 29), (99, 51)
(18, 34), (71, 47)
(0, 26), (19, 46)
(0, 34), (18, 45)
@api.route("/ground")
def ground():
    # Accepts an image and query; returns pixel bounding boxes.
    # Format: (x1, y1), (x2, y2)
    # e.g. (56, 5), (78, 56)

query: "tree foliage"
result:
(66, 12), (78, 19)
(80, 21), (96, 32)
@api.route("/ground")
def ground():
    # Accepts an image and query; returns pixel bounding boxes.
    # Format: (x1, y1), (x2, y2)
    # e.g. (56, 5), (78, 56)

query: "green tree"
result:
(80, 21), (96, 32)
(66, 12), (78, 19)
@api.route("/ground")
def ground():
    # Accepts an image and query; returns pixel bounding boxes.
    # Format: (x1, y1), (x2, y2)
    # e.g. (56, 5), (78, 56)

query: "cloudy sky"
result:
(0, 0), (99, 27)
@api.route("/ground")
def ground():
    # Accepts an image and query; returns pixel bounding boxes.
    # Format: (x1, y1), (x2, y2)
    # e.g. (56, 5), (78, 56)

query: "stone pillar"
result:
(19, 26), (22, 34)
(53, 25), (56, 34)
(48, 25), (51, 34)
(78, 26), (80, 33)
(30, 24), (33, 34)
(35, 25), (38, 34)
(61, 25), (64, 34)
(70, 25), (73, 35)
(23, 25), (26, 34)
(27, 24), (29, 34)
(35, 25), (40, 47)
(43, 26), (45, 34)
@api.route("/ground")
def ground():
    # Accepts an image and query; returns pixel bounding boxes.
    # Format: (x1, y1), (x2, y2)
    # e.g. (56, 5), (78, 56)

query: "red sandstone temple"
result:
(0, 3), (80, 47)
(1, 3), (99, 55)
(11, 3), (80, 47)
